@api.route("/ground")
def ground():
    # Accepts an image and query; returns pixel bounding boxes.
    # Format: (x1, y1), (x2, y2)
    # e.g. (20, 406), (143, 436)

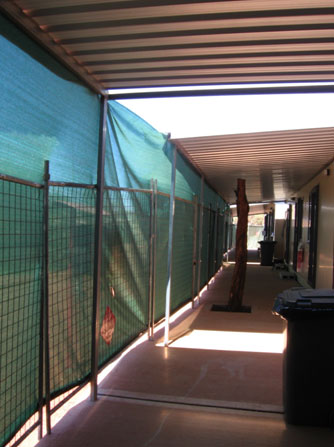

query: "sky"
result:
(118, 89), (334, 139)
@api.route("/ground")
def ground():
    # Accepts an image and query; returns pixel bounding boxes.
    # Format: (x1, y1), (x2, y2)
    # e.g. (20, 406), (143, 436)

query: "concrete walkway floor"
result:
(35, 260), (334, 447)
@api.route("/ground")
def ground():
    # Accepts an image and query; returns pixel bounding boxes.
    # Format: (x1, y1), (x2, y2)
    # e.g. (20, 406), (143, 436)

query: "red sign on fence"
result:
(100, 306), (116, 345)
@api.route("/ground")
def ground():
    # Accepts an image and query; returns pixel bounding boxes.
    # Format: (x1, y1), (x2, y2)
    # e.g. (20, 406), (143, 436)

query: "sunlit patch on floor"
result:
(228, 261), (261, 265)
(158, 330), (284, 354)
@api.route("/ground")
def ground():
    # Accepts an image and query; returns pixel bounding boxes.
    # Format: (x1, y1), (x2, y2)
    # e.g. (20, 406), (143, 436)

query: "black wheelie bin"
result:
(273, 287), (334, 427)
(258, 240), (277, 266)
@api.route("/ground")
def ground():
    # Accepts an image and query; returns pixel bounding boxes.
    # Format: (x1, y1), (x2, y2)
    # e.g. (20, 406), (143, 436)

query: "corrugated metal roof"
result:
(173, 127), (334, 203)
(1, 1), (333, 204)
(1, 0), (334, 92)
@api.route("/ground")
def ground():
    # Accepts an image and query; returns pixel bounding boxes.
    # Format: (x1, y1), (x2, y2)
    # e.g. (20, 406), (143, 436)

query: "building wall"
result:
(274, 219), (286, 259)
(290, 160), (334, 288)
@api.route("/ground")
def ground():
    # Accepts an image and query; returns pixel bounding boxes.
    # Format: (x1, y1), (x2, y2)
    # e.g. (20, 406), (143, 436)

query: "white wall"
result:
(291, 160), (334, 288)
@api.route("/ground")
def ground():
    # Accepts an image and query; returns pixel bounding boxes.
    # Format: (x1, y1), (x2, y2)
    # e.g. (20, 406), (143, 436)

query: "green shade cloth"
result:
(0, 14), (100, 185)
(1, 14), (230, 447)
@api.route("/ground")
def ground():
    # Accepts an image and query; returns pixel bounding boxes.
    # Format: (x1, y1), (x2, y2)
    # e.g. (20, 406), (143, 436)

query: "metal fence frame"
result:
(1, 167), (229, 446)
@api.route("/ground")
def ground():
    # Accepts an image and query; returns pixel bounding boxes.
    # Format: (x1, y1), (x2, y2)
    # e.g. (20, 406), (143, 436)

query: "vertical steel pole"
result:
(152, 180), (158, 332)
(148, 179), (154, 340)
(191, 195), (198, 308)
(91, 96), (108, 401)
(164, 146), (177, 347)
(43, 160), (51, 435)
(196, 176), (204, 304)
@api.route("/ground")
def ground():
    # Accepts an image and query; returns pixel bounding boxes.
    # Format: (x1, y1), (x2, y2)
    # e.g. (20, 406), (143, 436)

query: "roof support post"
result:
(41, 160), (51, 436)
(90, 96), (107, 401)
(164, 145), (177, 347)
(148, 178), (157, 340)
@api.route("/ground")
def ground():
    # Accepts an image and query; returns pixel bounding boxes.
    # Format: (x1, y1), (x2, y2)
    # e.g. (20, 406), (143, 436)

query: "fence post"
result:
(196, 176), (204, 304)
(91, 96), (108, 401)
(164, 145), (177, 347)
(148, 179), (158, 340)
(152, 180), (158, 330)
(41, 160), (51, 436)
(191, 195), (198, 308)
(148, 179), (155, 340)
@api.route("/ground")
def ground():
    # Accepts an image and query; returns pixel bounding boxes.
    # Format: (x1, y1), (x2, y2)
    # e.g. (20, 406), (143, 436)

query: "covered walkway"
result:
(35, 257), (333, 447)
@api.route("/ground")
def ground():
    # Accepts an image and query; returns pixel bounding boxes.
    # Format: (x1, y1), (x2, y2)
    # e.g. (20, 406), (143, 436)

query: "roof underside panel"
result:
(173, 127), (334, 204)
(1, 1), (333, 204)
(2, 0), (334, 91)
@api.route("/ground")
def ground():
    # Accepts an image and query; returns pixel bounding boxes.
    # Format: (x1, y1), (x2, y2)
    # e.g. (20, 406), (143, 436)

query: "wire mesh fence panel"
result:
(48, 187), (95, 398)
(220, 213), (227, 266)
(154, 194), (169, 322)
(99, 189), (150, 366)
(216, 213), (225, 267)
(200, 208), (210, 288)
(195, 201), (203, 296)
(0, 180), (43, 447)
(171, 200), (194, 311)
(208, 208), (217, 279)
(222, 213), (227, 256)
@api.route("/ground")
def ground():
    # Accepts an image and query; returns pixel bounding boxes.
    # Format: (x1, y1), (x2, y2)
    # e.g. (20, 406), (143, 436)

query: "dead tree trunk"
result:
(228, 178), (249, 311)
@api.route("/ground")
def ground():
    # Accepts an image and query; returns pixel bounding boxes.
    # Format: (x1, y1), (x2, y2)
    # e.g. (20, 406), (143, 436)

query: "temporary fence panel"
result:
(195, 197), (203, 296)
(203, 182), (224, 210)
(1, 14), (230, 443)
(217, 212), (226, 266)
(98, 189), (150, 366)
(170, 199), (194, 312)
(200, 208), (210, 288)
(212, 209), (218, 274)
(154, 194), (170, 322)
(0, 179), (43, 447)
(207, 207), (215, 280)
(48, 187), (96, 398)
(175, 151), (201, 202)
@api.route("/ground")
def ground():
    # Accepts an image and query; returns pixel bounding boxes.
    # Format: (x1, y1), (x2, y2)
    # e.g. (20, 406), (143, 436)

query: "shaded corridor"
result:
(35, 261), (334, 447)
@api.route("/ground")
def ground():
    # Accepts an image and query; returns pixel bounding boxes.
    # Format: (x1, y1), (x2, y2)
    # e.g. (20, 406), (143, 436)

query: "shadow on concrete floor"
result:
(34, 262), (334, 447)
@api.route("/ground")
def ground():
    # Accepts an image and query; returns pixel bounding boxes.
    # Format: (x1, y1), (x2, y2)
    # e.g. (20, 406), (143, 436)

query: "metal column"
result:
(148, 179), (157, 340)
(90, 96), (108, 401)
(40, 160), (51, 437)
(152, 180), (158, 334)
(164, 147), (177, 347)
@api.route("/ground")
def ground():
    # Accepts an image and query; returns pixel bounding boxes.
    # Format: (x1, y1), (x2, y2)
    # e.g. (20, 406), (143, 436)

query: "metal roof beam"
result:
(60, 23), (334, 45)
(108, 83), (334, 99)
(38, 8), (334, 33)
(71, 37), (334, 57)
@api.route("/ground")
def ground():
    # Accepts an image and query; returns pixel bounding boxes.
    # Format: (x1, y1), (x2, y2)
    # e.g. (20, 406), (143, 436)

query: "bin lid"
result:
(273, 287), (334, 320)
